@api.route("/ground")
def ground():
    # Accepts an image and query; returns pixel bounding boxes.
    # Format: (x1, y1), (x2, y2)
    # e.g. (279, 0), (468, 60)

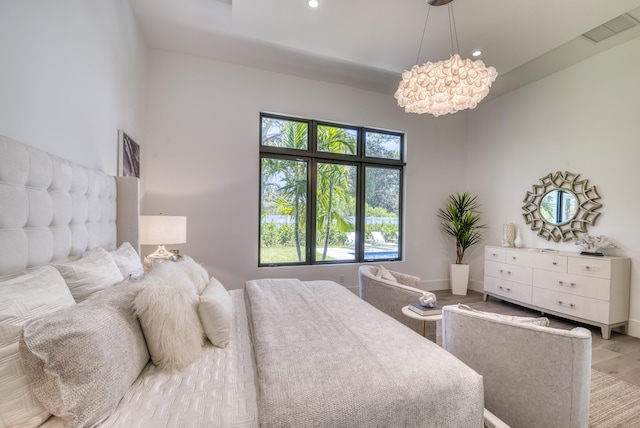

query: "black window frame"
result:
(259, 112), (405, 267)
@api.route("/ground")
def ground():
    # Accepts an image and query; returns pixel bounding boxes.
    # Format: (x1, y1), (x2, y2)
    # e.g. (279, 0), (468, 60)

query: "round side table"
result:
(401, 305), (442, 341)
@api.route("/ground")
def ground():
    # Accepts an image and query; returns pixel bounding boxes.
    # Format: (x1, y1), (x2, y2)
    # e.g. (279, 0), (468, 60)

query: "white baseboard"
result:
(419, 279), (484, 294)
(420, 279), (449, 292)
(468, 279), (483, 293)
(626, 318), (640, 339)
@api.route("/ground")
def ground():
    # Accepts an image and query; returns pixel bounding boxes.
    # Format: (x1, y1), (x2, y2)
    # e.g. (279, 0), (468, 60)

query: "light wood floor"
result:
(433, 289), (640, 387)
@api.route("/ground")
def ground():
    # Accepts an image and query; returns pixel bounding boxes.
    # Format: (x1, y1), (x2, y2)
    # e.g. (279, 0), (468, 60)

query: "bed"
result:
(0, 135), (484, 428)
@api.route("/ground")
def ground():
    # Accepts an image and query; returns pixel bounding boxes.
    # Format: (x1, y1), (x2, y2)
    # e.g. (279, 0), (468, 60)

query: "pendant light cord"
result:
(415, 6), (431, 64)
(448, 3), (460, 55)
(417, 2), (461, 64)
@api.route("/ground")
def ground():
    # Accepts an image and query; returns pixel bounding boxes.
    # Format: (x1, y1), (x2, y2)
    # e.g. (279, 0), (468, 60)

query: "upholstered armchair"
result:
(442, 304), (592, 428)
(358, 265), (425, 335)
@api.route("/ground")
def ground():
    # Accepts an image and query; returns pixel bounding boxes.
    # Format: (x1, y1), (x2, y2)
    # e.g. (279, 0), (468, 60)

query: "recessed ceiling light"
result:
(471, 50), (483, 57)
(308, 0), (319, 8)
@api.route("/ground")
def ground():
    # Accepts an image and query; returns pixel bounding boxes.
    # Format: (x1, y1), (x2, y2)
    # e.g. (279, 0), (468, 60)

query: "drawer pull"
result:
(499, 269), (511, 275)
(552, 262), (557, 266)
(512, 256), (517, 260)
(558, 281), (577, 288)
(492, 253), (498, 257)
(585, 266), (591, 270)
(557, 300), (576, 309)
(498, 286), (511, 292)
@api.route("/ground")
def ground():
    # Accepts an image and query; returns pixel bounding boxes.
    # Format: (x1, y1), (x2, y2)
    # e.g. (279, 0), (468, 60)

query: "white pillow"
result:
(52, 247), (124, 302)
(0, 266), (75, 428)
(177, 255), (209, 294)
(134, 262), (203, 370)
(199, 277), (233, 348)
(20, 284), (149, 428)
(111, 242), (144, 279)
(457, 304), (550, 326)
(377, 265), (397, 282)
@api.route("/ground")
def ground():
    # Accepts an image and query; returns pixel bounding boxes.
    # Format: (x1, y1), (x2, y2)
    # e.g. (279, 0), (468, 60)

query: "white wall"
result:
(467, 37), (640, 336)
(143, 50), (469, 292)
(7, 0), (636, 336)
(0, 0), (148, 174)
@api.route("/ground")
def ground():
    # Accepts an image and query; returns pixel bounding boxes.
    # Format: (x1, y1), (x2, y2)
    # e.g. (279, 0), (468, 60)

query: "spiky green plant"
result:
(437, 192), (487, 264)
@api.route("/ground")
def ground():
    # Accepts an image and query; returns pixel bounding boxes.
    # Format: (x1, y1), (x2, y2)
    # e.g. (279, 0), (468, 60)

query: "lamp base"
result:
(143, 245), (178, 272)
(146, 245), (177, 261)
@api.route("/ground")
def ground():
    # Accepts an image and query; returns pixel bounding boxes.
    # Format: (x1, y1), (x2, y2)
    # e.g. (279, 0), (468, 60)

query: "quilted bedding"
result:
(40, 290), (258, 428)
(245, 278), (484, 428)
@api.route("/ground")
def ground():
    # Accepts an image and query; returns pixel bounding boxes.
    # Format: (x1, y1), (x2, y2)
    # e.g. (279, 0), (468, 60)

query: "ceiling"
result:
(129, 0), (640, 100)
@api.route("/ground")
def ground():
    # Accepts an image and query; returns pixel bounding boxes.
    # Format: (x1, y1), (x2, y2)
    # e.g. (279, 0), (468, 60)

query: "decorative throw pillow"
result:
(52, 247), (124, 302)
(377, 265), (398, 282)
(199, 277), (233, 348)
(176, 255), (209, 294)
(19, 283), (148, 428)
(134, 262), (203, 370)
(111, 241), (144, 279)
(0, 266), (75, 428)
(457, 304), (550, 326)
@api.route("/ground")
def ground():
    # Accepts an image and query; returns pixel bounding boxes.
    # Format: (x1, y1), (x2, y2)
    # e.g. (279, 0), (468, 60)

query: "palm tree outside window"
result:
(259, 113), (404, 266)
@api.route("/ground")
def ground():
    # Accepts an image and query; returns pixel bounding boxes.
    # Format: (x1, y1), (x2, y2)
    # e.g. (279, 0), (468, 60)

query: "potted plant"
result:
(437, 192), (486, 295)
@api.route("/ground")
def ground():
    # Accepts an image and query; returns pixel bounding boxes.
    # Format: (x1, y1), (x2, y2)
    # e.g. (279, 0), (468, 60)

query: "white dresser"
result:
(483, 245), (631, 339)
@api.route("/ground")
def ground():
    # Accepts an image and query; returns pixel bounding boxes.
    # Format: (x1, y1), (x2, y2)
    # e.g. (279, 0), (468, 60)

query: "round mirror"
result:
(538, 189), (578, 225)
(522, 171), (602, 242)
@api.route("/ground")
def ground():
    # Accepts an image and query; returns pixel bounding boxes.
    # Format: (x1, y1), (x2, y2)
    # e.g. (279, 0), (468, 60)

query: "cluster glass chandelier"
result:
(394, 0), (498, 117)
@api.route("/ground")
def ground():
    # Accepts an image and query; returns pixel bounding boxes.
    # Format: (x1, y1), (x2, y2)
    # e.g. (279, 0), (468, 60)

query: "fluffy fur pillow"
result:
(176, 255), (209, 294)
(52, 247), (124, 302)
(199, 277), (233, 348)
(457, 304), (550, 326)
(134, 262), (203, 370)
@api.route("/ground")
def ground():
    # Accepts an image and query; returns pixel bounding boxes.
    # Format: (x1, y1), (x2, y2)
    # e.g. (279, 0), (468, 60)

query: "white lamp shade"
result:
(140, 215), (187, 245)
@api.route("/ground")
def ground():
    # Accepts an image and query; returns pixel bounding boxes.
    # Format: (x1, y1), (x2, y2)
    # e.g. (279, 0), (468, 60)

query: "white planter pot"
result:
(450, 263), (470, 296)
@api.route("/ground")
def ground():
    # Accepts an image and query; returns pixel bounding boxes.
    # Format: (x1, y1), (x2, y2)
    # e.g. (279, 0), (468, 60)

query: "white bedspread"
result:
(245, 278), (484, 428)
(41, 290), (258, 428)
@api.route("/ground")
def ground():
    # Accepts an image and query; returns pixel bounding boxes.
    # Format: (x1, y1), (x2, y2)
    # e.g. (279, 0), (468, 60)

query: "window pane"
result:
(261, 117), (308, 150)
(316, 163), (357, 262)
(317, 125), (357, 155)
(364, 166), (400, 260)
(365, 131), (401, 160)
(260, 158), (308, 264)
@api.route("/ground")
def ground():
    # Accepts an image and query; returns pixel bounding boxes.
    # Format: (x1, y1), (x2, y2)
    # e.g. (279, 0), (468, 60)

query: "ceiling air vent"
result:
(582, 13), (639, 43)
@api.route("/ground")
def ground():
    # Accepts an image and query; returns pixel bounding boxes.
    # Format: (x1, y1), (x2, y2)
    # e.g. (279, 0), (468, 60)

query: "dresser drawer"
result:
(533, 270), (610, 301)
(485, 261), (532, 285)
(532, 287), (609, 324)
(485, 276), (532, 304)
(506, 250), (567, 272)
(568, 257), (611, 279)
(485, 247), (506, 263)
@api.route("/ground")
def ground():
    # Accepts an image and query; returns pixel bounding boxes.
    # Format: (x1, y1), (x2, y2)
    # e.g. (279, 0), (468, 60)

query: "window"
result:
(259, 113), (404, 266)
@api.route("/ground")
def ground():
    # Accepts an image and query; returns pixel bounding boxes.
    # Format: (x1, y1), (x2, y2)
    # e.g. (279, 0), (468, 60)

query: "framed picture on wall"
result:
(118, 130), (140, 178)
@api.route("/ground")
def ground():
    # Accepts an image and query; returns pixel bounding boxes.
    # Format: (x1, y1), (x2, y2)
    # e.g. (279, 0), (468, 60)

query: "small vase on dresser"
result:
(502, 223), (516, 247)
(483, 245), (631, 339)
(514, 229), (523, 248)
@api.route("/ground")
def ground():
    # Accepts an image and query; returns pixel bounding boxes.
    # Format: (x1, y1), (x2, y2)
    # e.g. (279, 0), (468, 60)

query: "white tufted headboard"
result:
(0, 135), (139, 278)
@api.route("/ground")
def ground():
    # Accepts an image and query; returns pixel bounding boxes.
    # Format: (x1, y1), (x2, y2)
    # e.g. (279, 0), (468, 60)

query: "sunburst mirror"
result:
(522, 171), (602, 242)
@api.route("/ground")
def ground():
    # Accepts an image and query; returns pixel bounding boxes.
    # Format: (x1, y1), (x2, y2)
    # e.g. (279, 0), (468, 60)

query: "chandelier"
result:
(394, 0), (497, 117)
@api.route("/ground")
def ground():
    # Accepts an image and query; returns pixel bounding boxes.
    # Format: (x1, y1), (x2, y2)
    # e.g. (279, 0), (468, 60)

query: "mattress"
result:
(41, 290), (258, 428)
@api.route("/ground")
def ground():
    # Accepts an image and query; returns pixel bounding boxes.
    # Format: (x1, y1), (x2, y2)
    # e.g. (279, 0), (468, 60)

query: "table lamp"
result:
(140, 215), (187, 261)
